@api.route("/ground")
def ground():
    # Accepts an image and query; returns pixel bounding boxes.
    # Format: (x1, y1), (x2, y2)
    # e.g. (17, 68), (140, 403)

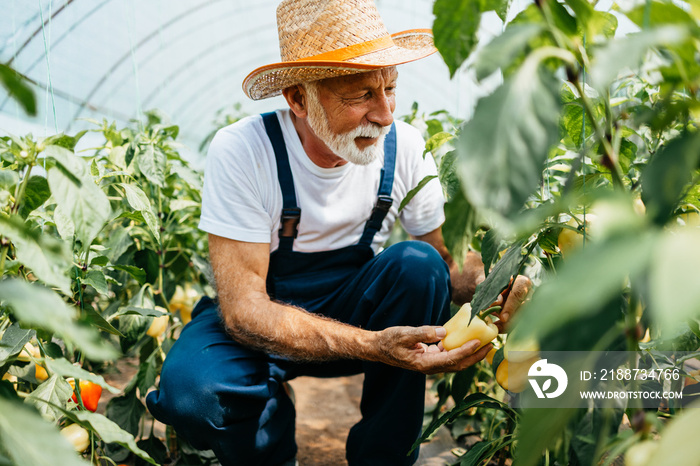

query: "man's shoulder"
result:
(211, 113), (264, 145)
(207, 113), (275, 162)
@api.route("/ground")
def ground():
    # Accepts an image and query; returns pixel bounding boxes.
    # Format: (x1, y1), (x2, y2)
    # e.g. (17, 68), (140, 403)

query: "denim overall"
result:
(146, 112), (452, 465)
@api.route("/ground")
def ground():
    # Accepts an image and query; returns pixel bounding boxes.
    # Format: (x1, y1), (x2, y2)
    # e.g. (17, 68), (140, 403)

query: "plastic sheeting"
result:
(0, 0), (489, 155)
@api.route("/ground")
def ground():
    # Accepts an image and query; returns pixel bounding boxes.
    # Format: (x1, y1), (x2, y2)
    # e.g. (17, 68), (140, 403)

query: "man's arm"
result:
(414, 227), (532, 328)
(209, 233), (492, 374)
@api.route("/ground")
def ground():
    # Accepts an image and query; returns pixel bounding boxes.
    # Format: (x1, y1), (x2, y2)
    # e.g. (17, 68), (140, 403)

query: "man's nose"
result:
(367, 94), (394, 128)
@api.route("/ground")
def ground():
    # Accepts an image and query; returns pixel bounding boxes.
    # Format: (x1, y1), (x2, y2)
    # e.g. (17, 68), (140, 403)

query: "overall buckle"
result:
(280, 207), (301, 238)
(367, 196), (393, 230)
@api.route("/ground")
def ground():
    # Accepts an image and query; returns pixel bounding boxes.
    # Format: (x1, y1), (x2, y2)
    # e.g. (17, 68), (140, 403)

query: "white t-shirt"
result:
(199, 109), (445, 254)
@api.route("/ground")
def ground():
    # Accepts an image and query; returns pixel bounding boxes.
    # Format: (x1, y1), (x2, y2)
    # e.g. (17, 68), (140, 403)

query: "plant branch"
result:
(572, 78), (625, 188)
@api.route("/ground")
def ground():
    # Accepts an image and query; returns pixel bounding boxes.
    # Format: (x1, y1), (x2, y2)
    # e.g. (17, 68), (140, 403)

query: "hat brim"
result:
(243, 29), (437, 100)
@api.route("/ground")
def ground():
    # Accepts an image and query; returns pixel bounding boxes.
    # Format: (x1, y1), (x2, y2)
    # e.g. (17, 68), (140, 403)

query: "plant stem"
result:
(572, 79), (625, 188)
(2, 163), (36, 276)
(0, 244), (9, 277)
(11, 164), (34, 215)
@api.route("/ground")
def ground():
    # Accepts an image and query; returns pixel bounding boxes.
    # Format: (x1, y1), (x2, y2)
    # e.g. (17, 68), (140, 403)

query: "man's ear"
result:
(282, 85), (308, 119)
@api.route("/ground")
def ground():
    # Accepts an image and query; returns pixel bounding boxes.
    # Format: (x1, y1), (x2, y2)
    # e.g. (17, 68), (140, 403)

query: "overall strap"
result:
(359, 123), (397, 247)
(261, 112), (300, 251)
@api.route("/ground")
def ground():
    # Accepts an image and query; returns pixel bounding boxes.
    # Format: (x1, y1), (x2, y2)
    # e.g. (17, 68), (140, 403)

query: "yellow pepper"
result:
(441, 303), (498, 352)
(146, 307), (170, 338)
(625, 440), (658, 466)
(495, 356), (540, 393)
(60, 424), (90, 452)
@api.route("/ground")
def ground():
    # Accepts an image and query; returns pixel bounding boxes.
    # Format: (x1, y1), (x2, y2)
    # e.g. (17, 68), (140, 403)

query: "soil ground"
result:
(289, 374), (458, 466)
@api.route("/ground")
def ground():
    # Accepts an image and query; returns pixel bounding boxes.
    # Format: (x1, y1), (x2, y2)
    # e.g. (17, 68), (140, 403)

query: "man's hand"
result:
(491, 275), (532, 332)
(373, 325), (492, 374)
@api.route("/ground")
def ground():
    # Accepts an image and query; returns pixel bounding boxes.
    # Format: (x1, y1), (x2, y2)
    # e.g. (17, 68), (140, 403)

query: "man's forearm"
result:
(219, 290), (380, 362)
(449, 251), (485, 305)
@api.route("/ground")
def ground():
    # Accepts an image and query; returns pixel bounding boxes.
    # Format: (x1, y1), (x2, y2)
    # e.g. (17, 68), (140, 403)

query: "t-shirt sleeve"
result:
(198, 121), (273, 243)
(397, 125), (446, 237)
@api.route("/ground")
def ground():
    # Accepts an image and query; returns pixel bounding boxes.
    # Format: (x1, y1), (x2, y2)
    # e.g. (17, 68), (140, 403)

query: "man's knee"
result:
(379, 241), (450, 290)
(147, 359), (225, 446)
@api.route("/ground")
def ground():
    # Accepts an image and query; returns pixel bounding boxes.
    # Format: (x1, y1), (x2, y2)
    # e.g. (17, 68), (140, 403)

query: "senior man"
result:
(147, 0), (530, 464)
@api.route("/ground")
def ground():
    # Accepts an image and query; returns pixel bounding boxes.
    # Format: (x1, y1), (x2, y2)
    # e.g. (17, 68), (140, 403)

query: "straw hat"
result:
(242, 0), (437, 100)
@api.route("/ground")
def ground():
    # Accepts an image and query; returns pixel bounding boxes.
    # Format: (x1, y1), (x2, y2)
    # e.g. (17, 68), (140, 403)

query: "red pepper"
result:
(69, 379), (103, 412)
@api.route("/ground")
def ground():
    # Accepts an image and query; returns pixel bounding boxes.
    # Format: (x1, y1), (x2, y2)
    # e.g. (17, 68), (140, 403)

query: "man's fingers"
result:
(412, 325), (446, 344)
(500, 275), (532, 323)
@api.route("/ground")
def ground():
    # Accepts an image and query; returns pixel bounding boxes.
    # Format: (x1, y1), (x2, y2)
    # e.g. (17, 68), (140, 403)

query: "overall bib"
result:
(147, 112), (453, 466)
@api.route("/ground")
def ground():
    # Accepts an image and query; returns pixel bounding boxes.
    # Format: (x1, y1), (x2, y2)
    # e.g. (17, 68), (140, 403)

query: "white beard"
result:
(304, 83), (390, 166)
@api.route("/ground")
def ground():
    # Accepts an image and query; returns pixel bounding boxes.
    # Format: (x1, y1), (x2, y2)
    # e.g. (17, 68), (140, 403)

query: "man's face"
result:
(304, 67), (398, 165)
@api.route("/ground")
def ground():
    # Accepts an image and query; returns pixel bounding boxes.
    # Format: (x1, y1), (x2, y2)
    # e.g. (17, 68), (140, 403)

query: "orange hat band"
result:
(296, 35), (395, 62)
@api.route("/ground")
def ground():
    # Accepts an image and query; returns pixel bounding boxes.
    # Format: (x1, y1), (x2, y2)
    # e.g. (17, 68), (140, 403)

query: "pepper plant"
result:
(409, 0), (700, 464)
(0, 91), (211, 464)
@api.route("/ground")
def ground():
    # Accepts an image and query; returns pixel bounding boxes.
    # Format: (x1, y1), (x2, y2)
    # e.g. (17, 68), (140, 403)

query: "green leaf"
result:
(45, 358), (120, 394)
(410, 392), (516, 454)
(0, 170), (19, 190)
(433, 0), (483, 76)
(81, 305), (124, 337)
(105, 391), (146, 437)
(136, 145), (166, 187)
(458, 440), (493, 465)
(172, 164), (203, 191)
(480, 229), (504, 277)
(626, 1), (700, 28)
(646, 399), (700, 464)
(53, 203), (75, 240)
(510, 231), (656, 346)
(133, 248), (159, 285)
(514, 408), (580, 466)
(118, 183), (160, 241)
(46, 145), (111, 247)
(474, 24), (544, 81)
(0, 396), (90, 466)
(134, 356), (158, 398)
(560, 101), (595, 148)
(650, 228), (700, 335)
(111, 264), (147, 285)
(71, 410), (155, 464)
(0, 63), (36, 116)
(90, 255), (110, 267)
(25, 373), (73, 422)
(0, 215), (72, 294)
(134, 436), (168, 466)
(437, 150), (461, 199)
(43, 131), (87, 152)
(470, 241), (527, 316)
(169, 199), (199, 211)
(641, 132), (700, 225)
(450, 365), (477, 403)
(105, 227), (133, 264)
(83, 269), (109, 295)
(590, 26), (688, 92)
(0, 324), (34, 366)
(547, 0), (578, 36)
(423, 132), (454, 157)
(0, 279), (118, 361)
(456, 64), (561, 218)
(442, 189), (479, 269)
(571, 407), (625, 466)
(117, 307), (166, 318)
(18, 176), (50, 219)
(117, 314), (149, 352)
(399, 175), (438, 212)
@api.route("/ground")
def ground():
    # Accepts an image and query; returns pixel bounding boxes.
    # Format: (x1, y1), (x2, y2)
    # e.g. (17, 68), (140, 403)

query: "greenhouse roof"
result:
(0, 0), (492, 156)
